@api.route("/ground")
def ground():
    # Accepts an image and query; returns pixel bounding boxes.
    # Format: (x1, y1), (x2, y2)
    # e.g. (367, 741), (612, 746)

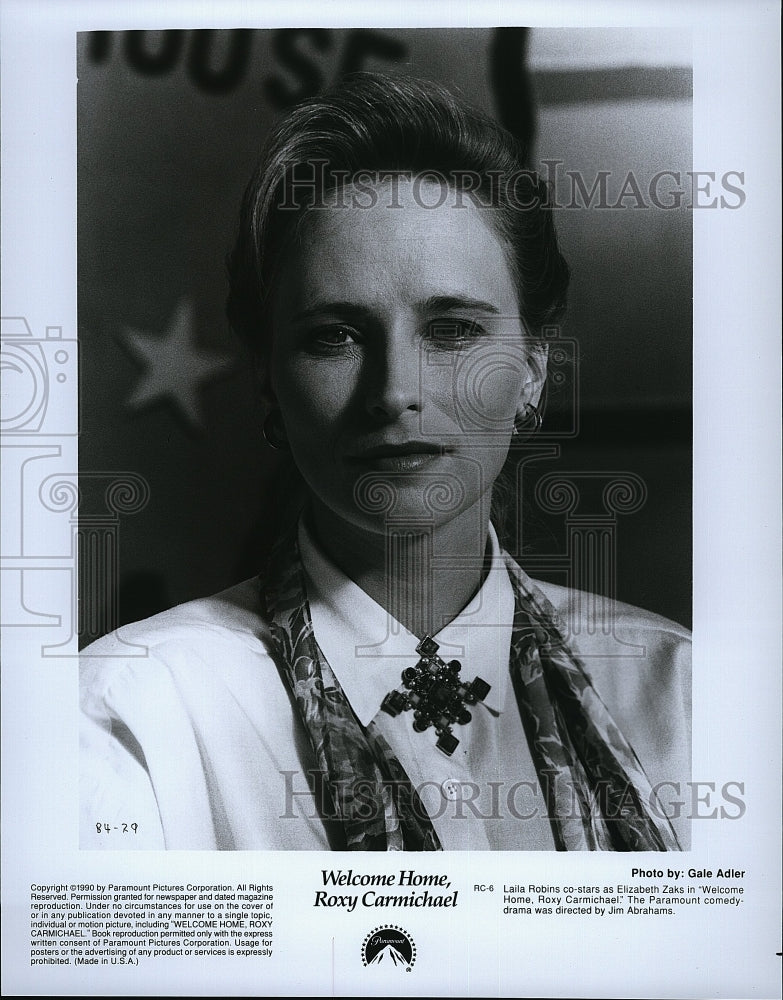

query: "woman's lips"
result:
(347, 442), (447, 471)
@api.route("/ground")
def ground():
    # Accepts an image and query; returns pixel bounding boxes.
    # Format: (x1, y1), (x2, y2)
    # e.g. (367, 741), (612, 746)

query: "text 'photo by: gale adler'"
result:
(77, 26), (715, 851)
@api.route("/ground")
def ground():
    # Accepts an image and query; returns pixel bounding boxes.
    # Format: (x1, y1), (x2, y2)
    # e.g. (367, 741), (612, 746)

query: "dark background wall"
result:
(77, 27), (692, 639)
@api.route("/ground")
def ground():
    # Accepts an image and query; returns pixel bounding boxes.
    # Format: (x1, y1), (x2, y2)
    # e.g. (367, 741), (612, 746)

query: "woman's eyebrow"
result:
(288, 295), (502, 324)
(421, 295), (501, 315)
(289, 301), (373, 323)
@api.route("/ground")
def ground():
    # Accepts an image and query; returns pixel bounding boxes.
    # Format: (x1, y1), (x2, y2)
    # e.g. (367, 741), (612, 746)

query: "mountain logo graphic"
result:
(361, 925), (416, 971)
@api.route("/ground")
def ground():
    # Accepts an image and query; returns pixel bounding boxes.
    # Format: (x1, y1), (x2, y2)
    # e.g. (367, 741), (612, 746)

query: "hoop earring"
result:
(262, 410), (289, 451)
(512, 402), (543, 438)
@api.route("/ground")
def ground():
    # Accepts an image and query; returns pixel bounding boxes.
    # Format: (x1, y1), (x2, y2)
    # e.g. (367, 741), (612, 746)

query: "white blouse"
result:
(80, 523), (691, 850)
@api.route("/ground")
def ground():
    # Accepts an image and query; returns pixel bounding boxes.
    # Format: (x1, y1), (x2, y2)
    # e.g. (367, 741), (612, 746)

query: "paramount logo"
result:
(361, 925), (416, 971)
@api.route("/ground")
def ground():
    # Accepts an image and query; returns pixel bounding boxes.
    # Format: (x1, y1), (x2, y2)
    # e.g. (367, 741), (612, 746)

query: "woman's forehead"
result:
(277, 177), (518, 313)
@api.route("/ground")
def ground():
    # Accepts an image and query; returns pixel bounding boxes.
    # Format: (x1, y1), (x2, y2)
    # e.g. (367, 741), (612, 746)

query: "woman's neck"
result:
(307, 496), (493, 638)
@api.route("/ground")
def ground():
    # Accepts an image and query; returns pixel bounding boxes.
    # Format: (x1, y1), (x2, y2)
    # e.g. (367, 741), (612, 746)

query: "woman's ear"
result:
(516, 341), (549, 419)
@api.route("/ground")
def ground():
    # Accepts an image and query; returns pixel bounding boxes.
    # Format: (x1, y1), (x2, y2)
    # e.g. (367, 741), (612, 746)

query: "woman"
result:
(80, 73), (690, 851)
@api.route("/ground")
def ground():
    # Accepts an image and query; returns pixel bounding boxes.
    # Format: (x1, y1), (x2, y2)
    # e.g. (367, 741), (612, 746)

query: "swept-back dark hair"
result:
(226, 72), (569, 369)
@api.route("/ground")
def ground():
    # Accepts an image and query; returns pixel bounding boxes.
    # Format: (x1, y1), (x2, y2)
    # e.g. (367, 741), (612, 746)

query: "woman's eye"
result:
(309, 325), (359, 347)
(427, 319), (484, 345)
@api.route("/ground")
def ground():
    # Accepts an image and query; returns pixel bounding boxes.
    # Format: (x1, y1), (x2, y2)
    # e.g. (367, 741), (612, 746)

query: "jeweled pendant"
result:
(381, 634), (491, 757)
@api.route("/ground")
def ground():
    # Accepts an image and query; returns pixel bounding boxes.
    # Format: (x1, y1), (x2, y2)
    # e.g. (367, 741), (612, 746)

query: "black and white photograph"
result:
(76, 26), (693, 853)
(1, 1), (780, 997)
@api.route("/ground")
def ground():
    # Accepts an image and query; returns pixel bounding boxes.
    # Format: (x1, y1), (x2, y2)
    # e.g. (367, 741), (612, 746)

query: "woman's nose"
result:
(364, 337), (422, 420)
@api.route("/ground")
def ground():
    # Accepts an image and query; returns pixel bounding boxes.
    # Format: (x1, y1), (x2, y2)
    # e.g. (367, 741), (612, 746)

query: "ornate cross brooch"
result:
(381, 634), (491, 756)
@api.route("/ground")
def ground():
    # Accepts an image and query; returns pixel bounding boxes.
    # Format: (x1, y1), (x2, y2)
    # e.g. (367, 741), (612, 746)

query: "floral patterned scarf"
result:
(262, 530), (680, 851)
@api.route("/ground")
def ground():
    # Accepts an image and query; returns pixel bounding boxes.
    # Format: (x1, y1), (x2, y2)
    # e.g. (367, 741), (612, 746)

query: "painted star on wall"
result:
(122, 297), (235, 429)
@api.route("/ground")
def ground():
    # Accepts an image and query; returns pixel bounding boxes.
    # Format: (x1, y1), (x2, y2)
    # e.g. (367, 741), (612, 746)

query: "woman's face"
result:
(270, 177), (545, 537)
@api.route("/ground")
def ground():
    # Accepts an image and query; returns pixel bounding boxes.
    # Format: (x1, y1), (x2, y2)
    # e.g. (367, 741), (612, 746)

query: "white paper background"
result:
(1, 1), (780, 997)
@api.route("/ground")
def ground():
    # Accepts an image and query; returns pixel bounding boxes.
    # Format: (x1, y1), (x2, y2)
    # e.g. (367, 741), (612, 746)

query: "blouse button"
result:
(441, 779), (462, 801)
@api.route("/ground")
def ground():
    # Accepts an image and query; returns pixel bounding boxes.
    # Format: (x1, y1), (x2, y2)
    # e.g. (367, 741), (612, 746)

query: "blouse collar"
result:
(297, 520), (513, 726)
